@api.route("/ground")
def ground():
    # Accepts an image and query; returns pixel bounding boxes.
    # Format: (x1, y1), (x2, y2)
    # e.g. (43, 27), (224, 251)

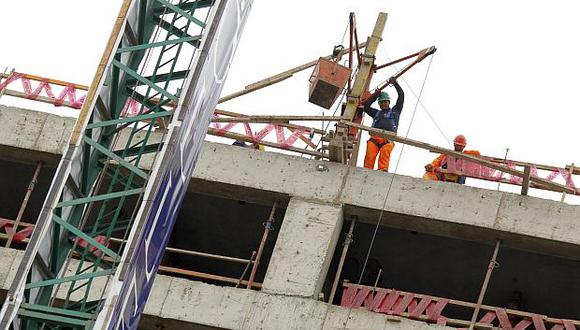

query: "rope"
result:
(373, 55), (451, 147)
(342, 54), (435, 329)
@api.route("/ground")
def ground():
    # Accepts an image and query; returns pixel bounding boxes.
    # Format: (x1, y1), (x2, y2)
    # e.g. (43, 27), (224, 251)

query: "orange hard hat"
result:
(453, 134), (467, 147)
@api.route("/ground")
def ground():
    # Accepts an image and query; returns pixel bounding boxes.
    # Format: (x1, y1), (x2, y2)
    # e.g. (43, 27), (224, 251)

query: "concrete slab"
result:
(1, 106), (580, 258)
(0, 105), (74, 165)
(0, 247), (454, 329)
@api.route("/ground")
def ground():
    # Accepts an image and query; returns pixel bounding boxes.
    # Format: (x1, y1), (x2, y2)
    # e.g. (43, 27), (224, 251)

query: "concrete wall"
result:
(2, 106), (577, 259)
(0, 105), (74, 165)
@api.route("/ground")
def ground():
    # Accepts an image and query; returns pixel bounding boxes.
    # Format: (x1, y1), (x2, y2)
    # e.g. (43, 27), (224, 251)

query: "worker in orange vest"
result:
(363, 80), (404, 171)
(423, 134), (480, 184)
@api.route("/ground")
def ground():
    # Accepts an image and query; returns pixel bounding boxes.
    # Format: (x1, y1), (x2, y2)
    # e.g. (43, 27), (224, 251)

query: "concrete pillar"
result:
(262, 197), (343, 298)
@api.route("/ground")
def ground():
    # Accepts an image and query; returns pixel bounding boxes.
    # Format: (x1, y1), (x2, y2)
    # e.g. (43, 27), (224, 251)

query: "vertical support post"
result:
(469, 240), (501, 330)
(236, 251), (256, 288)
(521, 165), (531, 196)
(347, 13), (354, 92)
(329, 12), (388, 163)
(561, 163), (574, 203)
(6, 161), (42, 248)
(496, 148), (509, 191)
(247, 201), (278, 289)
(348, 134), (362, 167)
(328, 215), (357, 304)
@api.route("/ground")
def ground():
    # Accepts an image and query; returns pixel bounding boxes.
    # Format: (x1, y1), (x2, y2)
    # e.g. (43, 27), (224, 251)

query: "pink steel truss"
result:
(340, 283), (579, 329)
(444, 156), (579, 194)
(0, 72), (87, 108)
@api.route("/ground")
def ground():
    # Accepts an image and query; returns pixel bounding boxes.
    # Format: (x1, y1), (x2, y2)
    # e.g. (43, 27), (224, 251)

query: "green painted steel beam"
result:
(82, 136), (149, 180)
(18, 309), (90, 327)
(99, 165), (143, 190)
(20, 303), (93, 319)
(55, 188), (144, 208)
(129, 89), (173, 110)
(85, 110), (173, 129)
(24, 268), (115, 290)
(153, 16), (198, 42)
(127, 70), (190, 86)
(117, 35), (201, 53)
(51, 215), (120, 260)
(111, 59), (178, 102)
(153, 0), (214, 15)
(156, 0), (206, 27)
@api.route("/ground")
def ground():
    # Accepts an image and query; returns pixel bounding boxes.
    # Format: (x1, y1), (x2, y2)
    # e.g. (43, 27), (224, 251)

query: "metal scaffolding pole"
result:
(5, 162), (42, 248)
(247, 201), (278, 289)
(328, 215), (357, 304)
(469, 240), (501, 330)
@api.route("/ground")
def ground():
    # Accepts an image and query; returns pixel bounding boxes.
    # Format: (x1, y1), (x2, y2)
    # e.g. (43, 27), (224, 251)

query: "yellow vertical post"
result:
(329, 12), (388, 164)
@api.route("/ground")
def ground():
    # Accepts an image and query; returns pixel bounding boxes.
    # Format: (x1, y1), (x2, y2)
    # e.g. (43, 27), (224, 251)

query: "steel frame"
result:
(0, 0), (219, 329)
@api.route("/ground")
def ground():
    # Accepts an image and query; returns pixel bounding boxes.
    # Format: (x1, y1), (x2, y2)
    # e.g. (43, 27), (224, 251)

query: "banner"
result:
(98, 0), (253, 328)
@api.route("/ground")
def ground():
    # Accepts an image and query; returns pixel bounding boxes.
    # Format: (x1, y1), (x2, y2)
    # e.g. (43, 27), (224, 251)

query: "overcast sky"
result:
(0, 0), (578, 203)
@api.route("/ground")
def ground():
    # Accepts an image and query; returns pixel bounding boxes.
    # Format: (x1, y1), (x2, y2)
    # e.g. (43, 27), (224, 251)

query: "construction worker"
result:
(423, 134), (480, 184)
(363, 80), (404, 171)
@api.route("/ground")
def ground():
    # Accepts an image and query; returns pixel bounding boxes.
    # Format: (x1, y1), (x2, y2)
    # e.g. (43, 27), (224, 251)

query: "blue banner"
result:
(96, 0), (253, 328)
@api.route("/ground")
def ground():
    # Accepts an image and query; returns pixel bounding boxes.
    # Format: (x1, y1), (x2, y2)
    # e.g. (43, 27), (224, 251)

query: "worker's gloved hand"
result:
(425, 164), (434, 172)
(388, 77), (397, 85)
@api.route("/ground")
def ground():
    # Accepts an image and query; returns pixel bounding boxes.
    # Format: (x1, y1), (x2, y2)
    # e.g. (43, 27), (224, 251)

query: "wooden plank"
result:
(69, 0), (134, 145)
(561, 162), (575, 202)
(341, 13), (387, 122)
(218, 42), (368, 103)
(207, 127), (326, 158)
(158, 265), (262, 288)
(341, 121), (576, 194)
(521, 165), (531, 195)
(211, 115), (343, 123)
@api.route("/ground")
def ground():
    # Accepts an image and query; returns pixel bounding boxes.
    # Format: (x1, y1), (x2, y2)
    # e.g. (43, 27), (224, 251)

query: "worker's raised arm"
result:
(363, 93), (379, 117)
(393, 81), (404, 113)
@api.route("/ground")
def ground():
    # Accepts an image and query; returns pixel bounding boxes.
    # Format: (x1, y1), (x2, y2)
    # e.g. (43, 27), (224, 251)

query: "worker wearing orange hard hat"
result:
(363, 79), (404, 172)
(423, 134), (480, 184)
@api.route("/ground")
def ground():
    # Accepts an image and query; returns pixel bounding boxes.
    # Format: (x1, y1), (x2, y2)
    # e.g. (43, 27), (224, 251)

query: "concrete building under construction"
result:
(0, 1), (579, 330)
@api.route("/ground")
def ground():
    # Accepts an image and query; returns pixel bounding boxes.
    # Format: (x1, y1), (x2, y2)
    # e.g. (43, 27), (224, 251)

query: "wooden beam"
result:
(218, 42), (368, 103)
(0, 72), (89, 90)
(341, 13), (387, 122)
(561, 163), (575, 202)
(340, 121), (576, 194)
(69, 0), (133, 144)
(207, 127), (326, 158)
(158, 265), (262, 289)
(330, 13), (387, 164)
(211, 115), (343, 124)
(521, 165), (531, 196)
